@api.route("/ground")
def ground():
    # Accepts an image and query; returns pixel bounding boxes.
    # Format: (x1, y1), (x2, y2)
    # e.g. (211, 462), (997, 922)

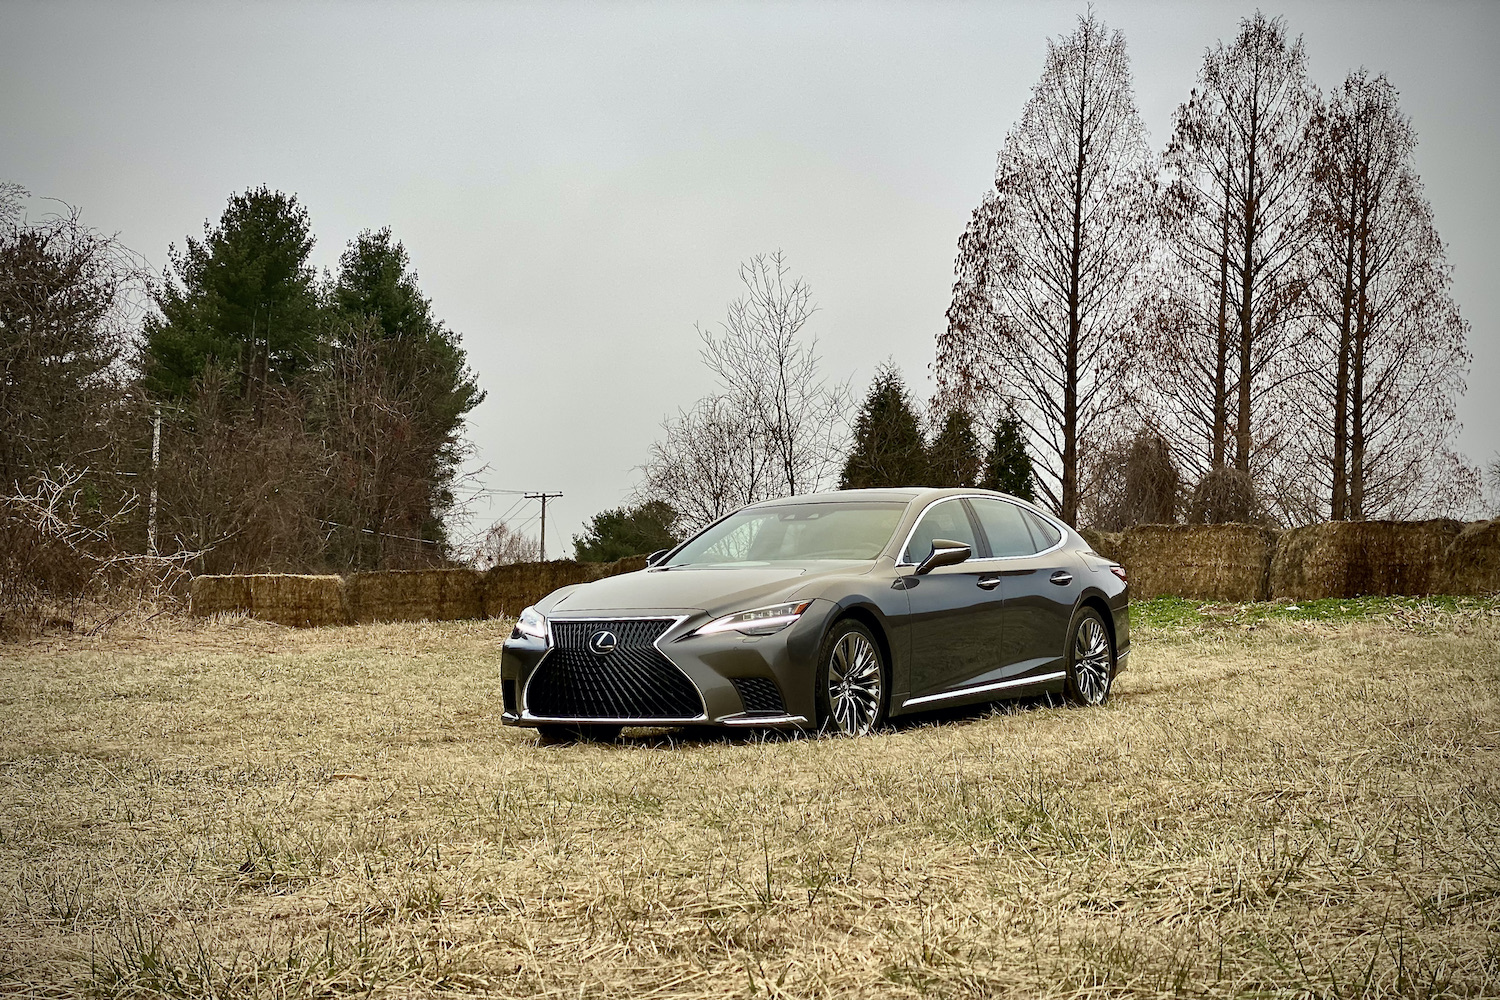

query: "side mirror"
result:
(915, 539), (971, 575)
(646, 549), (670, 567)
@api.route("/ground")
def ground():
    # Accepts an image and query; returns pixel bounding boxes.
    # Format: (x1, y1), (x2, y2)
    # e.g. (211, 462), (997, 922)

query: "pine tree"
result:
(927, 409), (983, 488)
(839, 364), (928, 489)
(981, 407), (1036, 501)
(143, 186), (323, 401)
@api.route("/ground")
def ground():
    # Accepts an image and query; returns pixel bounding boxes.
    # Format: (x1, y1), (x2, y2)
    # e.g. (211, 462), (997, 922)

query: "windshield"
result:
(665, 502), (907, 567)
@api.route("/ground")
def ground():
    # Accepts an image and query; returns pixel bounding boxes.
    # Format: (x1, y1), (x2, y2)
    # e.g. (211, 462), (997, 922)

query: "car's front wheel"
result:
(815, 620), (887, 736)
(1064, 607), (1114, 706)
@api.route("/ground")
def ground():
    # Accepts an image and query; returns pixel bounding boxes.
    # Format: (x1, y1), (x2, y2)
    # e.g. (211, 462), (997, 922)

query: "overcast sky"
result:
(4, 0), (1496, 552)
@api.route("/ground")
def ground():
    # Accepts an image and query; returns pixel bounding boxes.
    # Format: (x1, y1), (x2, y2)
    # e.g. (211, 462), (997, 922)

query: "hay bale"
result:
(589, 554), (651, 579)
(482, 560), (595, 619)
(1117, 523), (1278, 602)
(189, 575), (253, 617)
(1078, 528), (1123, 562)
(1439, 520), (1500, 596)
(346, 568), (483, 624)
(247, 574), (348, 627)
(1270, 520), (1463, 600)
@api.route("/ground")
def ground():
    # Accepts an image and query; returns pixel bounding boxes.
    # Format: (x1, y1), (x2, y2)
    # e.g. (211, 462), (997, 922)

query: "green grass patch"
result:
(1131, 593), (1500, 632)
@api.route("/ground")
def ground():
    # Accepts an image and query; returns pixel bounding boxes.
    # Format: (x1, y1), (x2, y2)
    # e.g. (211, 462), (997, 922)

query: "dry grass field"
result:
(1, 598), (1498, 998)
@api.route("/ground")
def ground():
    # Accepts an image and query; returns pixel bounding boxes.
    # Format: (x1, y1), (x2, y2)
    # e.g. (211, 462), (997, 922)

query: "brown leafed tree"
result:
(1147, 13), (1318, 499)
(1300, 70), (1475, 520)
(936, 12), (1152, 525)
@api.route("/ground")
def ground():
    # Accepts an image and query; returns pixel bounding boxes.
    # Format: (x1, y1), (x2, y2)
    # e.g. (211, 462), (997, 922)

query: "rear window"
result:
(969, 497), (1037, 557)
(1023, 509), (1062, 550)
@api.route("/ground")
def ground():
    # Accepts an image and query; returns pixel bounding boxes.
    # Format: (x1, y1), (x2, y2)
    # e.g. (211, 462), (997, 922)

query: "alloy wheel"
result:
(1072, 616), (1111, 706)
(827, 630), (882, 735)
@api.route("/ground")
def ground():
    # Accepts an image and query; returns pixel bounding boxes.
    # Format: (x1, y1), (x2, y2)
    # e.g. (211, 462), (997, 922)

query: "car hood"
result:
(545, 562), (869, 617)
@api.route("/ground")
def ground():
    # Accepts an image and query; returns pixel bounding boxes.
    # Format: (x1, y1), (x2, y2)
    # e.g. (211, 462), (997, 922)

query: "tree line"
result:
(939, 11), (1475, 527)
(613, 11), (1483, 549)
(1, 183), (482, 578)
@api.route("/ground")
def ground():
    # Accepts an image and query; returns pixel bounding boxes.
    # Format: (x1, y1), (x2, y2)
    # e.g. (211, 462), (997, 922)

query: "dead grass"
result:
(1, 601), (1497, 998)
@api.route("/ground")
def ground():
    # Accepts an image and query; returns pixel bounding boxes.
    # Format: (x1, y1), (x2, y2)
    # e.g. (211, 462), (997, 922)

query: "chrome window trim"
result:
(522, 614), (709, 723)
(894, 493), (1068, 567)
(901, 670), (1066, 709)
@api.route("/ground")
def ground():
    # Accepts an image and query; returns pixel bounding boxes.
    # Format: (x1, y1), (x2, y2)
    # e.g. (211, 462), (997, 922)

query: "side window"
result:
(1022, 509), (1062, 550)
(970, 498), (1038, 558)
(901, 499), (979, 563)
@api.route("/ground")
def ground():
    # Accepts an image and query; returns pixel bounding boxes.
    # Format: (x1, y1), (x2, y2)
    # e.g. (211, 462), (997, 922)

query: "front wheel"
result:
(815, 620), (887, 736)
(1064, 608), (1114, 706)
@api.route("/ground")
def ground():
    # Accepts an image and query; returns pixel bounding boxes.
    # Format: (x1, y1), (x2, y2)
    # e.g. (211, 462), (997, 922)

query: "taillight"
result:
(1109, 565), (1127, 583)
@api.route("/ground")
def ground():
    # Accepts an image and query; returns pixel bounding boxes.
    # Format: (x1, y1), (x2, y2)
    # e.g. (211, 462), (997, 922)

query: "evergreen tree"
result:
(839, 364), (928, 488)
(321, 228), (485, 566)
(981, 407), (1036, 501)
(328, 227), (484, 446)
(573, 500), (679, 562)
(927, 409), (983, 488)
(143, 186), (323, 400)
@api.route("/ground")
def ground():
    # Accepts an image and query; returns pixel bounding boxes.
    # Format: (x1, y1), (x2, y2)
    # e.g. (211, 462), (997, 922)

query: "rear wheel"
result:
(536, 723), (623, 745)
(815, 620), (887, 736)
(1064, 608), (1113, 706)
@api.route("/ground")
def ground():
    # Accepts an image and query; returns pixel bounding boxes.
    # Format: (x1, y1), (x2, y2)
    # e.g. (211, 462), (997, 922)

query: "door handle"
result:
(976, 575), (1001, 590)
(1049, 570), (1073, 586)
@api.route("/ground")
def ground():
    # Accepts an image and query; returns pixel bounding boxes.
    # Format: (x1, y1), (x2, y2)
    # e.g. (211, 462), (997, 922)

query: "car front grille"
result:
(731, 676), (786, 715)
(525, 618), (704, 721)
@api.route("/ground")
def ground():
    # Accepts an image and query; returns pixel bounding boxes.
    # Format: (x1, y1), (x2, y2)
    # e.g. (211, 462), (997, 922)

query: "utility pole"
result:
(525, 491), (563, 561)
(147, 404), (162, 557)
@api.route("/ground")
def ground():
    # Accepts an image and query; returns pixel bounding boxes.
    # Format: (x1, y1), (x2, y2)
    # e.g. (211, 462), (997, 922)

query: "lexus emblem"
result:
(587, 629), (618, 655)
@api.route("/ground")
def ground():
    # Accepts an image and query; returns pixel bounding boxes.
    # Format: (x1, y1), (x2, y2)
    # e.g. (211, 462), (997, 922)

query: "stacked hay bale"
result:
(1116, 524), (1278, 602)
(189, 575), (253, 618)
(1440, 520), (1500, 595)
(345, 568), (484, 624)
(1077, 528), (1122, 563)
(1270, 519), (1463, 599)
(482, 554), (654, 619)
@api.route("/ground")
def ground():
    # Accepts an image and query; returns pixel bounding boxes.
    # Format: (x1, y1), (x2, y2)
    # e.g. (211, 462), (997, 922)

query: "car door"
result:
(898, 497), (1000, 699)
(967, 498), (1077, 680)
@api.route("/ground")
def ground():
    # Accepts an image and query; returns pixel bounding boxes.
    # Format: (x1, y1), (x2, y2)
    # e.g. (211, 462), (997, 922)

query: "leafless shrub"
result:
(0, 468), (195, 637)
(1188, 466), (1260, 524)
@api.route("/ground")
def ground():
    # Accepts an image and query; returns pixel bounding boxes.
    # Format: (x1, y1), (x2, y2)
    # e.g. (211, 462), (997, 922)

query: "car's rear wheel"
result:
(1064, 608), (1113, 706)
(536, 723), (623, 744)
(815, 620), (886, 736)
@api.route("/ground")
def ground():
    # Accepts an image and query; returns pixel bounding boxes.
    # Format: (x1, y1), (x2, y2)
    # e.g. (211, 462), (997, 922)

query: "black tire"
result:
(536, 723), (623, 745)
(814, 619), (888, 736)
(1064, 607), (1114, 706)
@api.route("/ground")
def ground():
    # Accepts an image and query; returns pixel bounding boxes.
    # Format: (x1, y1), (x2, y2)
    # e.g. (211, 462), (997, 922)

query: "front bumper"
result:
(499, 601), (834, 730)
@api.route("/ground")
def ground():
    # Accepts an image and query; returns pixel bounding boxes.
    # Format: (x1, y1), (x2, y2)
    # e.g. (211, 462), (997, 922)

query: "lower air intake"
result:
(526, 619), (704, 721)
(731, 676), (786, 715)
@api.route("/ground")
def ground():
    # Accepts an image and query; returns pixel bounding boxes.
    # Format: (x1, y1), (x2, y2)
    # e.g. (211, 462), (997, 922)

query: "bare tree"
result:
(638, 253), (848, 533)
(1300, 70), (1475, 520)
(637, 396), (767, 535)
(320, 317), (450, 570)
(936, 12), (1153, 525)
(0, 188), (147, 494)
(1148, 13), (1318, 505)
(471, 520), (540, 569)
(697, 252), (849, 496)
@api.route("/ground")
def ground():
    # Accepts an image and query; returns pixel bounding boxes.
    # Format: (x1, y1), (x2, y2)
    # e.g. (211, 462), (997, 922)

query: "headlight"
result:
(512, 606), (548, 642)
(693, 600), (812, 637)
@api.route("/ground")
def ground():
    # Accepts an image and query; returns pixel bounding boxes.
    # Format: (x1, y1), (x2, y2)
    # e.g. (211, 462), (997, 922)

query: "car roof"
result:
(746, 487), (1032, 508)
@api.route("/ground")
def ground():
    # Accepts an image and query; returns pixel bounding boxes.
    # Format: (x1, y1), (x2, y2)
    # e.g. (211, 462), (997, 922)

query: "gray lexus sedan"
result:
(500, 488), (1128, 741)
